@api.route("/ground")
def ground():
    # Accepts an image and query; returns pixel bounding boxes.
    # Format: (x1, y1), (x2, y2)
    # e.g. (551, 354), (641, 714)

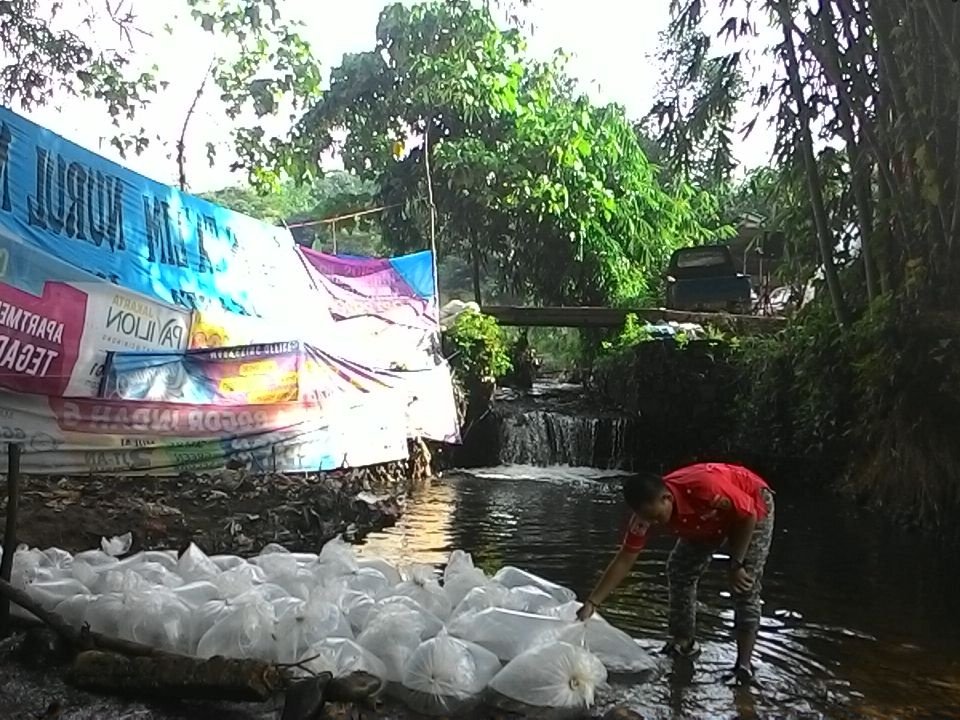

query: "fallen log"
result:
(67, 650), (283, 703)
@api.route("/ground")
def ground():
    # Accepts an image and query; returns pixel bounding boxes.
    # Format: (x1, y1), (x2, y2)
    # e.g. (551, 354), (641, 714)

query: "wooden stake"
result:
(0, 442), (21, 635)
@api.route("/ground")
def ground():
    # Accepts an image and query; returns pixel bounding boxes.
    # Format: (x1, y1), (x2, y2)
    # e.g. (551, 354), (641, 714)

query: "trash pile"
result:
(1, 535), (655, 714)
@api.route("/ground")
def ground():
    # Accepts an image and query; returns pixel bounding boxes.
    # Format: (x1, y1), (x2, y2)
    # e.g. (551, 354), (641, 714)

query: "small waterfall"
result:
(494, 393), (634, 469)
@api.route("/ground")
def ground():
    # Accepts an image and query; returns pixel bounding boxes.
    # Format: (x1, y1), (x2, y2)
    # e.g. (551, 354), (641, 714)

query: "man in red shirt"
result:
(576, 463), (775, 684)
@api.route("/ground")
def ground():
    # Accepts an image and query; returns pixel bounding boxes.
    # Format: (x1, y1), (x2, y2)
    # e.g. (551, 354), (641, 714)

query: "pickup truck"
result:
(663, 245), (753, 314)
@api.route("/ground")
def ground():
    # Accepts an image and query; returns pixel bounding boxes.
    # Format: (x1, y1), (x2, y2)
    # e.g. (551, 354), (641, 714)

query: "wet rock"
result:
(325, 671), (383, 703)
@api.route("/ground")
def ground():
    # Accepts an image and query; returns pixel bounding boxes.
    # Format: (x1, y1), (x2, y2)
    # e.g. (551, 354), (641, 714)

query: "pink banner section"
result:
(0, 281), (87, 396)
(48, 397), (323, 437)
(300, 247), (435, 327)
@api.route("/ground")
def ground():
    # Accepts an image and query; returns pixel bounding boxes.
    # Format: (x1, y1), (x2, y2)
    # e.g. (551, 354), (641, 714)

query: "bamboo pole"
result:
(0, 442), (21, 635)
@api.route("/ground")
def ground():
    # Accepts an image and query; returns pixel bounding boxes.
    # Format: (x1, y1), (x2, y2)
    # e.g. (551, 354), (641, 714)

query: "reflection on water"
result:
(360, 466), (960, 720)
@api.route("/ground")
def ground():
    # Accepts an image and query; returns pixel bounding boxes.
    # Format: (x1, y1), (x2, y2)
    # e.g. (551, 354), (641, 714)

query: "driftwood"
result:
(67, 650), (283, 702)
(0, 576), (285, 703)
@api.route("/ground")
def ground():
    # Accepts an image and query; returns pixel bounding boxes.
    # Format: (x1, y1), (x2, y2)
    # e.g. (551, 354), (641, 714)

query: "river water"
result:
(359, 465), (960, 720)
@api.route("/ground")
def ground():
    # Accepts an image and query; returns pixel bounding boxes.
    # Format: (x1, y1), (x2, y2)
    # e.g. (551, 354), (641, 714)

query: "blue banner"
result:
(0, 107), (317, 318)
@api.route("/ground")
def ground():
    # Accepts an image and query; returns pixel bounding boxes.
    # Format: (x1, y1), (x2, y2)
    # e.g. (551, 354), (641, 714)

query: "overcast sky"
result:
(25, 0), (775, 193)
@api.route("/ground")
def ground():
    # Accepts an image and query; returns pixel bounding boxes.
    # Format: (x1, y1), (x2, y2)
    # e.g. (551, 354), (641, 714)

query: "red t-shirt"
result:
(621, 463), (771, 553)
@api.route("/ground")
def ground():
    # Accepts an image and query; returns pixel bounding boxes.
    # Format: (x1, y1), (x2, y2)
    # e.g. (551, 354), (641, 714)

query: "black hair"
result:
(622, 472), (667, 512)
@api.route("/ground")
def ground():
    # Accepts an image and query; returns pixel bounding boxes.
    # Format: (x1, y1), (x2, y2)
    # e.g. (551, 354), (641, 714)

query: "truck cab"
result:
(663, 245), (753, 314)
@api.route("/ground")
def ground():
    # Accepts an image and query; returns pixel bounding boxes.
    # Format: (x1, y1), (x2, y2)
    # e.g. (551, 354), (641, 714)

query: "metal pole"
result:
(0, 443), (22, 635)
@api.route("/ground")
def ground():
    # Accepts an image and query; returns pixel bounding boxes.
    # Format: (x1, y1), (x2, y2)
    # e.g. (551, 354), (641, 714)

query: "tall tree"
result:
(260, 0), (732, 307)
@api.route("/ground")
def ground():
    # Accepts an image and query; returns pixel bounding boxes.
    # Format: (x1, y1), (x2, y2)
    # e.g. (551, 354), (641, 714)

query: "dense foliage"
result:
(649, 0), (960, 525)
(441, 310), (512, 391)
(266, 1), (732, 307)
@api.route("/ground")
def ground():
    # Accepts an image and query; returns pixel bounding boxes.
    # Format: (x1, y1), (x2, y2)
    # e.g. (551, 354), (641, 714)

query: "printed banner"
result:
(101, 343), (302, 405)
(0, 389), (409, 475)
(188, 305), (332, 350)
(0, 106), (319, 319)
(0, 232), (192, 397)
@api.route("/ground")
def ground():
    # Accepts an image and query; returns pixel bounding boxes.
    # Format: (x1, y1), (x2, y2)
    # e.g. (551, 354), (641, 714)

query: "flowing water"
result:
(359, 465), (960, 720)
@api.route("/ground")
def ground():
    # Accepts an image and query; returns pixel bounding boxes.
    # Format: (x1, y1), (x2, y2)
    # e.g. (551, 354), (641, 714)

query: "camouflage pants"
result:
(666, 489), (775, 640)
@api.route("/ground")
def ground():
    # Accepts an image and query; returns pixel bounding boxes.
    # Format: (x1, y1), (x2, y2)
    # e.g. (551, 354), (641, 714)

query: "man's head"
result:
(622, 472), (673, 524)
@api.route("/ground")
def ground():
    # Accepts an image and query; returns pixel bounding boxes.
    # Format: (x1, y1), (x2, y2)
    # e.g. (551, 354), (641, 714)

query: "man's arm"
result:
(577, 547), (640, 620)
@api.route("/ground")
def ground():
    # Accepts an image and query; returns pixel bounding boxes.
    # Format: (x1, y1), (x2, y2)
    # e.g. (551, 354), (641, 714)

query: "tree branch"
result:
(177, 58), (216, 191)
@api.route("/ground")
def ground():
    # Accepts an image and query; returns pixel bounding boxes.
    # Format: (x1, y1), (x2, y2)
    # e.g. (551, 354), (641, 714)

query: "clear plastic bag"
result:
(210, 554), (247, 572)
(446, 607), (571, 661)
(356, 612), (424, 683)
(196, 597), (277, 661)
(40, 547), (73, 572)
(84, 593), (127, 636)
(178, 543), (219, 582)
(315, 536), (359, 577)
(487, 641), (607, 709)
(557, 621), (656, 674)
(131, 561), (183, 589)
(358, 557), (402, 586)
(54, 593), (100, 628)
(344, 567), (390, 597)
(369, 596), (444, 639)
(382, 565), (452, 620)
(450, 583), (513, 618)
(295, 638), (388, 683)
(118, 590), (195, 655)
(492, 567), (576, 605)
(25, 578), (89, 612)
(213, 563), (266, 598)
(272, 599), (353, 663)
(74, 549), (120, 569)
(172, 581), (221, 610)
(101, 532), (133, 557)
(399, 633), (502, 714)
(443, 551), (488, 608)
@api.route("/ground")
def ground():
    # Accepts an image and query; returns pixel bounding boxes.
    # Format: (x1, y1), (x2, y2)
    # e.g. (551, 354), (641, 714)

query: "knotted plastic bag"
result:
(487, 641), (607, 709)
(557, 620), (656, 674)
(196, 597), (277, 661)
(358, 557), (402, 586)
(381, 564), (452, 620)
(356, 610), (423, 682)
(399, 632), (502, 715)
(492, 566), (576, 605)
(273, 599), (353, 663)
(446, 607), (571, 661)
(295, 638), (388, 683)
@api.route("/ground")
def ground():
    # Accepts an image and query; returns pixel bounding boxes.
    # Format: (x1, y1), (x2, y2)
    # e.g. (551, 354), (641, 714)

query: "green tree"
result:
(0, 0), (321, 190)
(262, 0), (731, 307)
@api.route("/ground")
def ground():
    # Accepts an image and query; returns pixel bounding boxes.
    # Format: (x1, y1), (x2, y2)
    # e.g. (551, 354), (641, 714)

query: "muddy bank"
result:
(3, 440), (433, 556)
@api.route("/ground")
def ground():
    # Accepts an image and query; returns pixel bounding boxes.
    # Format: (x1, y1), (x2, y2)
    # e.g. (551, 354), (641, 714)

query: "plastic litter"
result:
(295, 638), (388, 682)
(382, 565), (452, 620)
(196, 597), (277, 661)
(492, 566), (577, 605)
(447, 607), (571, 660)
(178, 543), (220, 583)
(16, 532), (643, 701)
(557, 620), (655, 674)
(488, 641), (607, 709)
(356, 611), (423, 683)
(442, 550), (488, 607)
(369, 596), (444, 639)
(400, 633), (501, 714)
(101, 533), (133, 557)
(273, 599), (353, 663)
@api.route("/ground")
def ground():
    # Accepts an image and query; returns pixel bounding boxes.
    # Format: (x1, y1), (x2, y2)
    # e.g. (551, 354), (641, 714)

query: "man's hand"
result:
(729, 566), (754, 594)
(576, 600), (597, 622)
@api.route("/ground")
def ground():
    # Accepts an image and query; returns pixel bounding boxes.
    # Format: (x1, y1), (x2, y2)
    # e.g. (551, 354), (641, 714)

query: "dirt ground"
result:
(3, 444), (432, 557)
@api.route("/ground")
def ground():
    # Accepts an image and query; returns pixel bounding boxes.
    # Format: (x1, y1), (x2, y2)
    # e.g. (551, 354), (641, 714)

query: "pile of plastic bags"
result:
(1, 537), (654, 713)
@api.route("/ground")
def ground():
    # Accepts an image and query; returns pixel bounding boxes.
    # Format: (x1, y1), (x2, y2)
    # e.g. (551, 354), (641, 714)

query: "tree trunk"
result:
(471, 236), (482, 305)
(66, 650), (283, 703)
(776, 3), (850, 327)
